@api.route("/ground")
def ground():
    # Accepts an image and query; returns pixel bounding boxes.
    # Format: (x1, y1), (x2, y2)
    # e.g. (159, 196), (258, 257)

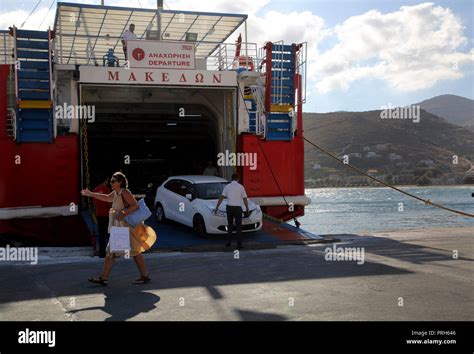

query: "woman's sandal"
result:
(132, 275), (151, 285)
(88, 276), (108, 286)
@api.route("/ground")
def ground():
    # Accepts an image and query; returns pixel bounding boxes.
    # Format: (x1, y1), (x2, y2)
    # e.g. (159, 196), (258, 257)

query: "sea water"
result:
(298, 186), (474, 235)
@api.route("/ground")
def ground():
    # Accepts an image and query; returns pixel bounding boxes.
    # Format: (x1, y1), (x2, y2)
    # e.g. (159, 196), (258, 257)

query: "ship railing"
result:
(296, 42), (307, 105)
(6, 108), (16, 140)
(0, 30), (13, 65)
(52, 35), (260, 70)
(258, 41), (308, 106)
(6, 65), (16, 140)
(207, 42), (262, 72)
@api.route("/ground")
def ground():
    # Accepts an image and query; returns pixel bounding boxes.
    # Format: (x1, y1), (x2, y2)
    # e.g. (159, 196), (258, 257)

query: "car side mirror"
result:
(185, 193), (193, 201)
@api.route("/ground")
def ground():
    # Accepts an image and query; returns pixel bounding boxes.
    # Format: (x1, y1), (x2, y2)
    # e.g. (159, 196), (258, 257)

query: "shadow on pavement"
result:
(332, 232), (474, 264)
(67, 288), (160, 321)
(0, 241), (414, 307)
(6, 230), (465, 307)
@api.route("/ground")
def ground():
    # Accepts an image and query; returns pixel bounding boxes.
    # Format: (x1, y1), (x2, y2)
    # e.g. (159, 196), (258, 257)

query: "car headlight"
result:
(208, 207), (226, 217)
(216, 210), (227, 218)
(250, 208), (261, 216)
(215, 210), (226, 217)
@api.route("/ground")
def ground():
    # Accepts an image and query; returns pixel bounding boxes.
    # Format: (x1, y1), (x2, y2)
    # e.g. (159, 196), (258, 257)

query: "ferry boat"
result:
(0, 2), (310, 245)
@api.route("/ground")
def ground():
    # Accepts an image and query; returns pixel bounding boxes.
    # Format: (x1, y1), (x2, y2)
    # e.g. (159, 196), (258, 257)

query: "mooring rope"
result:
(303, 136), (474, 218)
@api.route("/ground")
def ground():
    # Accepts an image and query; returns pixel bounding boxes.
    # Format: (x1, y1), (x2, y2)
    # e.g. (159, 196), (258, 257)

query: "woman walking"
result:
(81, 172), (152, 285)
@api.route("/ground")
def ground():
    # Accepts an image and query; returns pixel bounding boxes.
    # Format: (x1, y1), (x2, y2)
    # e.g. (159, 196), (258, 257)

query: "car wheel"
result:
(193, 214), (207, 238)
(155, 203), (166, 223)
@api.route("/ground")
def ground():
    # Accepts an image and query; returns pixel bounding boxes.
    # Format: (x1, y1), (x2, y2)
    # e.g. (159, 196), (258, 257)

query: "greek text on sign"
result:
(127, 40), (195, 69)
(79, 67), (237, 86)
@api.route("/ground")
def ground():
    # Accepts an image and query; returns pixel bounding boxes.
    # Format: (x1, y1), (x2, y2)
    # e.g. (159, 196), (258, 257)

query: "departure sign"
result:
(127, 40), (196, 70)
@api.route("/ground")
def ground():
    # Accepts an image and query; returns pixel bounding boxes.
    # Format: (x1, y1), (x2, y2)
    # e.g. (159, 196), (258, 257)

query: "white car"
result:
(154, 175), (263, 235)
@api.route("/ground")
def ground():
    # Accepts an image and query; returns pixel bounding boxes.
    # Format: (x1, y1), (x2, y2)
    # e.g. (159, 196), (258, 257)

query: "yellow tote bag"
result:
(130, 224), (157, 253)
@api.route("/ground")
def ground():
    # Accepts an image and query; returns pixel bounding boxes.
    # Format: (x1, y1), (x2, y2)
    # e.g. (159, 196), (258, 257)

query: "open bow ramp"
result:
(145, 217), (326, 252)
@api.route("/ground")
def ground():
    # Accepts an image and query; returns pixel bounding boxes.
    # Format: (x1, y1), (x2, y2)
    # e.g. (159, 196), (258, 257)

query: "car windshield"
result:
(193, 182), (228, 200)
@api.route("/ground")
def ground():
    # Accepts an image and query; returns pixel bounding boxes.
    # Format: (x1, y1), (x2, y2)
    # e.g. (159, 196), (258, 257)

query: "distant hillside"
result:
(417, 95), (474, 130)
(303, 109), (474, 187)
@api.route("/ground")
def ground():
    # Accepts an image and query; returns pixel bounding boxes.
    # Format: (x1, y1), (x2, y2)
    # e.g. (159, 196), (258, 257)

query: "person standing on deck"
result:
(214, 173), (249, 249)
(121, 23), (136, 60)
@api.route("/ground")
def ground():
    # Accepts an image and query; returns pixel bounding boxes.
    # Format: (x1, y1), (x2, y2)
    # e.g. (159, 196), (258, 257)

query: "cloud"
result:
(311, 2), (474, 93)
(247, 10), (327, 51)
(0, 8), (52, 31)
(164, 0), (327, 50)
(164, 0), (271, 15)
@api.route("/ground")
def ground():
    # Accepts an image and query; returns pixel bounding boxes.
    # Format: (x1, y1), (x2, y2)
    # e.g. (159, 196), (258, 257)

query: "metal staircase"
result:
(11, 27), (54, 143)
(261, 42), (304, 141)
(263, 43), (295, 141)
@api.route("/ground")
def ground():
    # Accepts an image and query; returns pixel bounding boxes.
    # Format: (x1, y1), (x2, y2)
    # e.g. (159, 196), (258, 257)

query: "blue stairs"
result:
(266, 44), (295, 141)
(14, 29), (53, 143)
(266, 112), (293, 141)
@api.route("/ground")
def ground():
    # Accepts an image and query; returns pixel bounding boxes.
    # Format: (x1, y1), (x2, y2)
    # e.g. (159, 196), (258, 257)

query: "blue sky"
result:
(262, 0), (473, 112)
(1, 0), (473, 112)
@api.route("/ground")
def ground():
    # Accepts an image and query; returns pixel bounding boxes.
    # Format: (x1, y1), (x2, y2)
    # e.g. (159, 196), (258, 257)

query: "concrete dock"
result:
(0, 226), (472, 321)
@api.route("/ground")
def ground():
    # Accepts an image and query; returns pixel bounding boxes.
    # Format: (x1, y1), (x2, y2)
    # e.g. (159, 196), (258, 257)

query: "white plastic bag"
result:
(109, 226), (130, 253)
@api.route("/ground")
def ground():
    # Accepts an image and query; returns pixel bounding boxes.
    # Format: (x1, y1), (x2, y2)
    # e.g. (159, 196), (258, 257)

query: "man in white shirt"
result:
(122, 23), (137, 60)
(214, 173), (249, 249)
